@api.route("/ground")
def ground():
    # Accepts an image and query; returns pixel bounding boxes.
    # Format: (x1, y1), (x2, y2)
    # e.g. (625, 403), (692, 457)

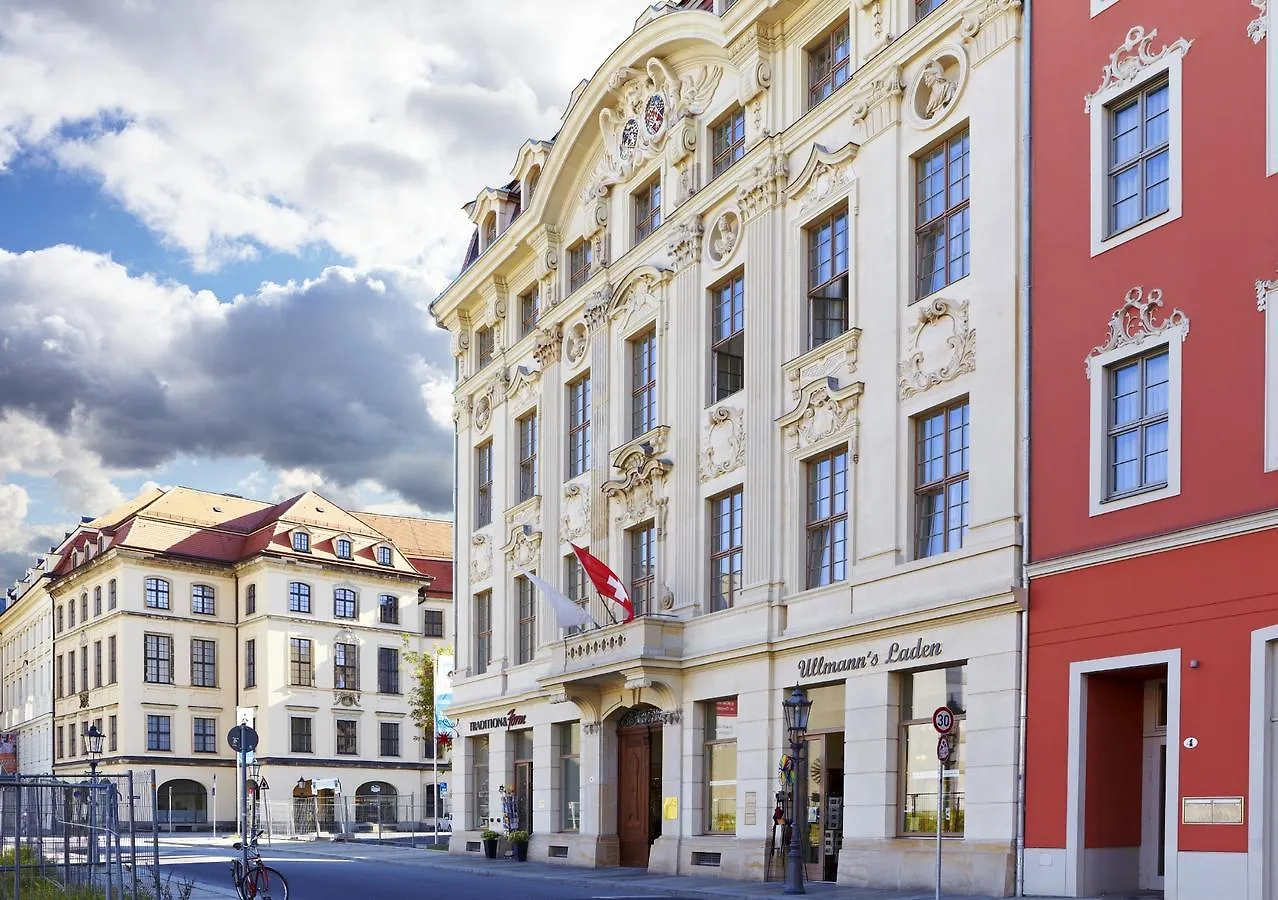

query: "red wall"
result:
(1030, 0), (1278, 563)
(1026, 529), (1278, 850)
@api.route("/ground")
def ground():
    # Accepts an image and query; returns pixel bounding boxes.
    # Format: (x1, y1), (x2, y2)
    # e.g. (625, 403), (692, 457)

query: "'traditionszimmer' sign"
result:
(797, 638), (943, 679)
(468, 708), (529, 733)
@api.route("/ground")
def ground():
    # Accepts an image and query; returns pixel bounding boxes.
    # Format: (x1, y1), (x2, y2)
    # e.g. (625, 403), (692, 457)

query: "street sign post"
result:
(931, 707), (955, 900)
(932, 706), (955, 735)
(227, 723), (259, 885)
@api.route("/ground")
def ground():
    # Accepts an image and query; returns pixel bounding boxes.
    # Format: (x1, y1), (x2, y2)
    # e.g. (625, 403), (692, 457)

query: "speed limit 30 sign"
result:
(932, 706), (955, 735)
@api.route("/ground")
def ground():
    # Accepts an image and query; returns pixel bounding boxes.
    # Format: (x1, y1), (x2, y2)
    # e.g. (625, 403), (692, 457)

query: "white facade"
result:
(1, 562), (56, 775)
(435, 0), (1025, 894)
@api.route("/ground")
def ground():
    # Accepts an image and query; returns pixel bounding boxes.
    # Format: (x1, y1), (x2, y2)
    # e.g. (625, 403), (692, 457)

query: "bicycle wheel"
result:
(231, 860), (247, 900)
(247, 865), (289, 900)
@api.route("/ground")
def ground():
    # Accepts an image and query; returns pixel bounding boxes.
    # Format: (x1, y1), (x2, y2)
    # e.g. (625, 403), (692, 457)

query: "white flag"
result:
(524, 571), (598, 631)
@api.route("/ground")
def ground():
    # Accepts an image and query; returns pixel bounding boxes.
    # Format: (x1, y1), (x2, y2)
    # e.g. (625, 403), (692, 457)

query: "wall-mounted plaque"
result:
(1182, 796), (1244, 825)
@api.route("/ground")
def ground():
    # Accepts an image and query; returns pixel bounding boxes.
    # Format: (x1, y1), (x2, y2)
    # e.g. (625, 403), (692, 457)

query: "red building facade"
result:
(1026, 2), (1278, 898)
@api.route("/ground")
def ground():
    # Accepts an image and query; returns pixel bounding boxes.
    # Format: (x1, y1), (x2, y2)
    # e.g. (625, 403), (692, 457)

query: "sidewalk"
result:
(163, 835), (1086, 900)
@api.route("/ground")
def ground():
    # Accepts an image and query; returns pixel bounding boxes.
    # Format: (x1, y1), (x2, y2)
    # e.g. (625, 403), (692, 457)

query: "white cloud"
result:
(0, 0), (654, 271)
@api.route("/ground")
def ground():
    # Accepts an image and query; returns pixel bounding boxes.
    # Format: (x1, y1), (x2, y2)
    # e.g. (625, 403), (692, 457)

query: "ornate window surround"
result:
(1085, 288), (1189, 516)
(1084, 26), (1192, 258)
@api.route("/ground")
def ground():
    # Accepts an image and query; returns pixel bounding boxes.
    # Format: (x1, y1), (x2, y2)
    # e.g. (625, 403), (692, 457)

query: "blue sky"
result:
(0, 0), (652, 587)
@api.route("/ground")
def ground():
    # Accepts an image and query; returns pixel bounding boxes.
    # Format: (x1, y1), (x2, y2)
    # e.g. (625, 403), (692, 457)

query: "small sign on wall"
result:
(663, 797), (678, 820)
(1182, 796), (1245, 825)
(744, 792), (757, 826)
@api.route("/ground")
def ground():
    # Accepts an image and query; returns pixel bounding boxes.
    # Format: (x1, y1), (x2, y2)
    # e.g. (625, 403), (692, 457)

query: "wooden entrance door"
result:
(618, 728), (651, 867)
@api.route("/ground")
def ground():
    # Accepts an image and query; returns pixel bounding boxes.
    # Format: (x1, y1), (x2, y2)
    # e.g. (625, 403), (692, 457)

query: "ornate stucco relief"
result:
(787, 143), (858, 219)
(612, 267), (671, 335)
(1249, 0), (1268, 43)
(505, 495), (541, 534)
(849, 68), (904, 142)
(899, 298), (977, 400)
(700, 404), (746, 482)
(1257, 268), (1278, 311)
(1085, 287), (1190, 377)
(603, 427), (672, 533)
(728, 22), (776, 142)
(1084, 26), (1193, 113)
(470, 533), (492, 583)
(778, 377), (864, 460)
(506, 365), (542, 408)
(705, 208), (741, 269)
(907, 47), (968, 131)
(564, 321), (590, 368)
(503, 525), (542, 570)
(561, 482), (590, 544)
(668, 216), (705, 272)
(857, 0), (893, 61)
(784, 328), (861, 404)
(533, 322), (563, 368)
(735, 138), (789, 221)
(959, 0), (1023, 64)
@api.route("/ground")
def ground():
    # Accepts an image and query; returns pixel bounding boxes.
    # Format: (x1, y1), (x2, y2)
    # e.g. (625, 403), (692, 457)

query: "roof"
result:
(353, 512), (453, 560)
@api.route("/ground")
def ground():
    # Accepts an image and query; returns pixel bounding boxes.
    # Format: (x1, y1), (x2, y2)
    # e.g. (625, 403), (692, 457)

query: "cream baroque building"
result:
(45, 487), (453, 831)
(434, 0), (1025, 894)
(2, 558), (57, 775)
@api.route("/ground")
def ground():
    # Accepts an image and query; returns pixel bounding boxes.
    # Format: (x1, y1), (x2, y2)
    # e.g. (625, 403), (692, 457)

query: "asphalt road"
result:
(157, 843), (703, 900)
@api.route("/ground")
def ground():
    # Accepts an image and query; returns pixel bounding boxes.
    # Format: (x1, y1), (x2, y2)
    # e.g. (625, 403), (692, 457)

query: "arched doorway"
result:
(614, 704), (668, 868)
(157, 779), (207, 829)
(355, 781), (397, 825)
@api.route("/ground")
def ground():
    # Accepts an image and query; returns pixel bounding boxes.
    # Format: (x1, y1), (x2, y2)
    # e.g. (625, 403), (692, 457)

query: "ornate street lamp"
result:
(84, 724), (104, 781)
(781, 686), (813, 895)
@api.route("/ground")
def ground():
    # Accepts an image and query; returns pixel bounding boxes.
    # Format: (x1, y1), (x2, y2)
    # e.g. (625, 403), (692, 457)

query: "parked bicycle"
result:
(231, 830), (289, 900)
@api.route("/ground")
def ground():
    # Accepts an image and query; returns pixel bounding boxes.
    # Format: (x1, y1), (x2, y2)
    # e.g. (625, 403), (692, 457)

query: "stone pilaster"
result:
(584, 281), (615, 566)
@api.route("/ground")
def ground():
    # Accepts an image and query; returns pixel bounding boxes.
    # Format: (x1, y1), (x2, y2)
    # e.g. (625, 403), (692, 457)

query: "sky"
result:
(0, 0), (655, 588)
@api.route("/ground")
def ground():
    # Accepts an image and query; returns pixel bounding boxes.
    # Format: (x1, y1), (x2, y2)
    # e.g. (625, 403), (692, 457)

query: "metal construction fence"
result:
(0, 771), (178, 900)
(254, 794), (451, 844)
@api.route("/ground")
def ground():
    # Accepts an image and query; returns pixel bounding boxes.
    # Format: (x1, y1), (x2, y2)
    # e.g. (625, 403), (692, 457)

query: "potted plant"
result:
(480, 828), (500, 859)
(508, 829), (530, 861)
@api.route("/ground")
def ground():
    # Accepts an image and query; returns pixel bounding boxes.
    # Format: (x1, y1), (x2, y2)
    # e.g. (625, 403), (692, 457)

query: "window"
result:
(915, 0), (944, 21)
(93, 641), (102, 688)
(806, 448), (848, 588)
(916, 131), (971, 299)
(56, 607), (63, 634)
(526, 167), (541, 202)
(1105, 349), (1169, 500)
(564, 554), (590, 636)
(378, 647), (400, 694)
(807, 208), (849, 347)
(1107, 81), (1169, 238)
(900, 664), (966, 835)
(108, 579), (116, 610)
(474, 591), (492, 675)
(289, 582), (312, 613)
(711, 108), (746, 178)
(333, 642), (359, 690)
(380, 721), (401, 757)
(290, 717), (313, 753)
(191, 639), (217, 687)
(711, 273), (745, 401)
(915, 399), (970, 558)
(81, 593), (87, 622)
(109, 715), (117, 752)
(144, 634), (173, 684)
(67, 650), (75, 694)
(93, 586), (102, 616)
(147, 714), (171, 752)
(56, 726), (63, 760)
(475, 442), (494, 527)
(335, 538), (352, 560)
(518, 410), (539, 502)
(630, 330), (658, 437)
(289, 638), (314, 686)
(379, 594), (399, 625)
(377, 545), (393, 566)
(520, 287), (540, 337)
(483, 215), (496, 246)
(336, 719), (358, 755)
(191, 584), (215, 615)
(55, 655), (63, 699)
(568, 241), (592, 294)
(244, 639), (256, 688)
(705, 698), (738, 833)
(68, 600), (75, 628)
(634, 177), (662, 243)
(292, 531), (310, 553)
(334, 588), (358, 619)
(567, 376), (592, 478)
(709, 489), (743, 612)
(193, 717), (217, 753)
(245, 584), (256, 615)
(472, 735), (490, 827)
(476, 325), (495, 369)
(424, 608), (445, 638)
(516, 576), (537, 665)
(559, 722), (581, 831)
(108, 636), (117, 684)
(145, 577), (170, 610)
(629, 523), (656, 617)
(80, 651), (88, 694)
(807, 20), (850, 109)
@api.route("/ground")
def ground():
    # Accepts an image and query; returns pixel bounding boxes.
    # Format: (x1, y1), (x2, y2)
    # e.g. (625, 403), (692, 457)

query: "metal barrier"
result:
(256, 794), (451, 846)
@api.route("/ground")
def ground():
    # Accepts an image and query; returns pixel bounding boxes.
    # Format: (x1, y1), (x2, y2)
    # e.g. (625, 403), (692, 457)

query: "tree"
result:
(404, 642), (454, 750)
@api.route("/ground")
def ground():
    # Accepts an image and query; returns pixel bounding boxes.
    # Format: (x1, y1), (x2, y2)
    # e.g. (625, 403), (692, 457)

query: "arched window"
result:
(526, 166), (541, 202)
(334, 588), (357, 619)
(335, 537), (352, 560)
(376, 546), (393, 566)
(192, 584), (215, 616)
(108, 579), (117, 610)
(483, 213), (497, 247)
(292, 531), (310, 553)
(145, 578), (171, 610)
(289, 582), (312, 614)
(93, 586), (102, 617)
(68, 601), (76, 628)
(80, 592), (88, 622)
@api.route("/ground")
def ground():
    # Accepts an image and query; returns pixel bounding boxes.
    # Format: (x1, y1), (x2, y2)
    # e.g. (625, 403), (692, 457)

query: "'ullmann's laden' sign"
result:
(468, 708), (529, 733)
(797, 638), (943, 679)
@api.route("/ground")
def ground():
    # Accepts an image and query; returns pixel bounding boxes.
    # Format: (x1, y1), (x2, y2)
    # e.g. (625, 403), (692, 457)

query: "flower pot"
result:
(482, 838), (498, 859)
(513, 840), (529, 862)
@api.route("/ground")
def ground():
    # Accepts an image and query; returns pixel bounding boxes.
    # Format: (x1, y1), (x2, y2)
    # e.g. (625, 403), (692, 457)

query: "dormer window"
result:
(292, 531), (310, 553)
(483, 214), (497, 247)
(526, 167), (541, 202)
(476, 326), (495, 369)
(335, 537), (352, 560)
(376, 546), (393, 567)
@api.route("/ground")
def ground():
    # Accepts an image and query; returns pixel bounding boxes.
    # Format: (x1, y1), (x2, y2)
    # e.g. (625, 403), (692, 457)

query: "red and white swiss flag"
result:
(570, 543), (635, 622)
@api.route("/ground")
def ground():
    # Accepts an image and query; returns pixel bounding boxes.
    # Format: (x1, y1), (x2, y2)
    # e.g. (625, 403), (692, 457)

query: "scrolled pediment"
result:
(786, 143), (859, 216)
(778, 377), (864, 458)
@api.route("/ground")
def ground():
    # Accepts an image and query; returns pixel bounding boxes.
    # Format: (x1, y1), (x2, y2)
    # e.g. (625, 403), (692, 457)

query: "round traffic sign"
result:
(932, 706), (955, 735)
(937, 734), (954, 762)
(226, 724), (259, 753)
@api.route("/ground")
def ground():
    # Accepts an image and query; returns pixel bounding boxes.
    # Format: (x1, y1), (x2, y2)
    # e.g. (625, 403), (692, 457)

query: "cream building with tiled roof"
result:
(47, 486), (454, 832)
(433, 0), (1026, 894)
(2, 558), (58, 775)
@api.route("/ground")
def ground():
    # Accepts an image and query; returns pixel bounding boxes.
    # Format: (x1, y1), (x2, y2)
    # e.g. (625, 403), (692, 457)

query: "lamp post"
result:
(247, 761), (261, 836)
(781, 686), (813, 895)
(84, 724), (104, 780)
(84, 724), (104, 871)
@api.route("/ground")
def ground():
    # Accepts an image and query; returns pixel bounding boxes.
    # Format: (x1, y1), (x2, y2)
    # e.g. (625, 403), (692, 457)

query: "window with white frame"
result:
(335, 537), (352, 559)
(292, 530), (310, 553)
(914, 398), (970, 559)
(475, 441), (493, 527)
(807, 208), (849, 348)
(711, 272), (745, 402)
(805, 448), (848, 588)
(1086, 28), (1190, 255)
(633, 176), (662, 243)
(630, 330), (658, 437)
(568, 241), (592, 294)
(474, 591), (492, 675)
(709, 488), (743, 612)
(516, 576), (536, 665)
(807, 20), (850, 110)
(916, 130), (971, 300)
(145, 577), (170, 610)
(519, 286), (540, 337)
(475, 325), (495, 369)
(711, 107), (746, 179)
(517, 410), (539, 502)
(191, 584), (215, 615)
(568, 375), (592, 477)
(377, 545), (393, 566)
(629, 523), (656, 616)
